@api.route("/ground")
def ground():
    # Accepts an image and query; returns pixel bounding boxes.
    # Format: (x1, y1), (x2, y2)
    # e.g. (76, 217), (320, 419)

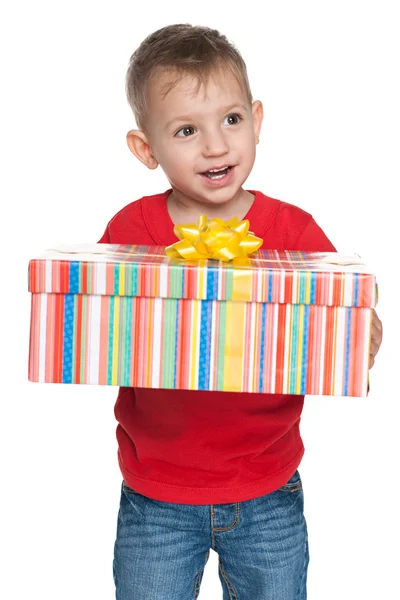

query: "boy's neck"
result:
(167, 188), (255, 225)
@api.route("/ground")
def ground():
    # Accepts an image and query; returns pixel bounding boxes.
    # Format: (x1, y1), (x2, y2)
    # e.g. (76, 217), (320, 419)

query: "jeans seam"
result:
(211, 503), (241, 532)
(219, 558), (238, 600)
(193, 571), (201, 599)
(296, 531), (309, 598)
(193, 550), (210, 599)
(280, 484), (302, 493)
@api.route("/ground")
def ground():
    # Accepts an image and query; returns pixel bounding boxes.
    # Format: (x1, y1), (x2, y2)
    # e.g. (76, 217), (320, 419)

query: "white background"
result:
(1, 1), (399, 598)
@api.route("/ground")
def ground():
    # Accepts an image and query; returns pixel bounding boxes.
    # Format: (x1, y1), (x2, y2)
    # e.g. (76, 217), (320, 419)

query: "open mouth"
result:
(201, 166), (233, 179)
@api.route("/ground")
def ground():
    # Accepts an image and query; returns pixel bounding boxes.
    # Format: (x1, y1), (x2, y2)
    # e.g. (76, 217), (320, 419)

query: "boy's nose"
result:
(202, 130), (230, 157)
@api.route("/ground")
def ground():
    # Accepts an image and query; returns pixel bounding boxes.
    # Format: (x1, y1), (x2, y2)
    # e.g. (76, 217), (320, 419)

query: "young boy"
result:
(98, 23), (382, 600)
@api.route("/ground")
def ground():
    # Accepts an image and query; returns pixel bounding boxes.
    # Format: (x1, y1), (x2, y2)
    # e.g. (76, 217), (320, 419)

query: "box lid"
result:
(28, 244), (377, 307)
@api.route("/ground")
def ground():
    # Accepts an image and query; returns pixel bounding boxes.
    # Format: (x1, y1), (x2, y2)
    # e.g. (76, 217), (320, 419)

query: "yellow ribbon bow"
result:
(165, 215), (263, 262)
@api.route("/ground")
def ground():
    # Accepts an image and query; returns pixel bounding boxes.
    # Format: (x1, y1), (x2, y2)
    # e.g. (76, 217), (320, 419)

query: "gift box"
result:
(28, 244), (377, 396)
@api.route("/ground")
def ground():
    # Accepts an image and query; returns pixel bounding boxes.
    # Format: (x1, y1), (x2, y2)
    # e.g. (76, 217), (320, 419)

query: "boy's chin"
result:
(195, 190), (244, 206)
(169, 181), (247, 206)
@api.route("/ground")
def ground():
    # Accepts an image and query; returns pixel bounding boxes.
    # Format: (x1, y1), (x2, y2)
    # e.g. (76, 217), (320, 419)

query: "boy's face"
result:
(128, 68), (263, 209)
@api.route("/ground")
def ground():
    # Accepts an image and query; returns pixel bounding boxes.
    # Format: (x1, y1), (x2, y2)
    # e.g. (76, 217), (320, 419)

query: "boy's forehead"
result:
(147, 68), (249, 115)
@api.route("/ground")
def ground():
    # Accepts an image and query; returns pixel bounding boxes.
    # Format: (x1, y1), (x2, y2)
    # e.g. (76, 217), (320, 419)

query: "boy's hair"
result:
(125, 24), (253, 133)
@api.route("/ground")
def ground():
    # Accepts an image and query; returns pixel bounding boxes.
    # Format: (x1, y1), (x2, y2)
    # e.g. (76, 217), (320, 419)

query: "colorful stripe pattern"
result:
(29, 293), (372, 397)
(28, 245), (377, 307)
(28, 245), (376, 397)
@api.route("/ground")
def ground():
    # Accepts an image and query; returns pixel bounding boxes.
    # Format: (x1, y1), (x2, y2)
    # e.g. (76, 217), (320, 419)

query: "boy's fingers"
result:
(371, 323), (383, 344)
(370, 340), (379, 354)
(372, 309), (383, 332)
(369, 314), (382, 371)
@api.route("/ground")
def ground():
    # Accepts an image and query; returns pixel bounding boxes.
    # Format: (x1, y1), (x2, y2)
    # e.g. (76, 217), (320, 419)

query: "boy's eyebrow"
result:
(165, 103), (249, 130)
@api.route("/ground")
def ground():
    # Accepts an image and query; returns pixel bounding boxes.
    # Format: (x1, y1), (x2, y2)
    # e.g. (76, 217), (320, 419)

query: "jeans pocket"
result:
(278, 470), (303, 493)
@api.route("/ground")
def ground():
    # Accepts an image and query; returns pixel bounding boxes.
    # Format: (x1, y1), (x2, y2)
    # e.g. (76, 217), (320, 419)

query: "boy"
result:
(99, 24), (382, 600)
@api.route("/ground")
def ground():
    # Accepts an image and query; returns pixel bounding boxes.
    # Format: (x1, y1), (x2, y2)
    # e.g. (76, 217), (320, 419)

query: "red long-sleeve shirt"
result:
(99, 189), (336, 504)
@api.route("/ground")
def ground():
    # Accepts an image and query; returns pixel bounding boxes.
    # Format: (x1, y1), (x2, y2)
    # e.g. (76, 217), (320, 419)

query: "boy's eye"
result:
(224, 114), (242, 125)
(174, 114), (242, 138)
(175, 126), (196, 138)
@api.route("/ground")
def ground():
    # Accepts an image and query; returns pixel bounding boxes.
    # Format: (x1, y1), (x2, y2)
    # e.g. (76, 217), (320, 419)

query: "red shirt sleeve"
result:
(293, 217), (337, 252)
(97, 225), (110, 244)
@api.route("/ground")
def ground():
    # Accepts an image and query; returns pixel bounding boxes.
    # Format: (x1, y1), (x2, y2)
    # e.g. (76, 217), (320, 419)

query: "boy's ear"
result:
(251, 100), (263, 144)
(126, 130), (159, 170)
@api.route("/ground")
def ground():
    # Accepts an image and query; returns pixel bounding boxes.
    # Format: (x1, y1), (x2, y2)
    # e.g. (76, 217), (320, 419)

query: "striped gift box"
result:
(28, 244), (377, 396)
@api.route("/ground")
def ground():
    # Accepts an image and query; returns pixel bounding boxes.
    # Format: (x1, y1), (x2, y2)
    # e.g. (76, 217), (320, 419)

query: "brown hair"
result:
(125, 24), (253, 133)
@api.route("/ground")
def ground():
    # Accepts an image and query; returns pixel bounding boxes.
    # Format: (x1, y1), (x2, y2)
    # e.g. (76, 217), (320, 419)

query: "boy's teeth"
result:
(204, 166), (231, 178)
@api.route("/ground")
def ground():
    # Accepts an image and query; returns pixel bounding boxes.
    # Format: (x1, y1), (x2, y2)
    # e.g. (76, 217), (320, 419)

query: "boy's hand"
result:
(369, 309), (383, 369)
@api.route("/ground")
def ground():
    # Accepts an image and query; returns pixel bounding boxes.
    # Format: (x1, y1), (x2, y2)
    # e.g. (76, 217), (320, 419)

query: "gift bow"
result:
(165, 215), (263, 262)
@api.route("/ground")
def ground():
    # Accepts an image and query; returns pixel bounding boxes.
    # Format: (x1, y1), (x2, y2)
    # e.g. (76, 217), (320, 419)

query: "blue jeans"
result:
(113, 470), (309, 599)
